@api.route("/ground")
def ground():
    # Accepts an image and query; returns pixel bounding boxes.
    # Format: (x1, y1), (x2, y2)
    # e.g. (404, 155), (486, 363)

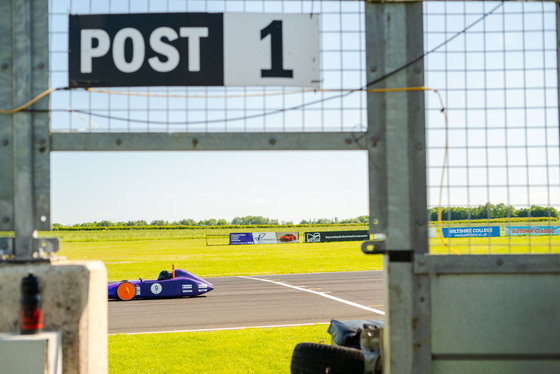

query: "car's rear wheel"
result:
(116, 281), (136, 301)
(290, 342), (364, 374)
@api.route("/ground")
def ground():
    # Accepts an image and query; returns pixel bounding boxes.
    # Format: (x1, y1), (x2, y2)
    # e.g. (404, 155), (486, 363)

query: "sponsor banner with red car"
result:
(229, 232), (299, 245)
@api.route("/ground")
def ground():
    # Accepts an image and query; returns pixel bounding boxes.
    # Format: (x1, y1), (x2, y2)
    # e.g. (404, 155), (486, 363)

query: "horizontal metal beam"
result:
(415, 254), (560, 275)
(51, 132), (367, 151)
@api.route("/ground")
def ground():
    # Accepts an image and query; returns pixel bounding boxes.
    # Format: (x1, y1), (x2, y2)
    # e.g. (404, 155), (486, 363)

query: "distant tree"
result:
(492, 203), (507, 218)
(454, 207), (468, 220)
(217, 219), (228, 226)
(521, 205), (560, 218)
(177, 219), (197, 226)
(357, 215), (368, 223)
(483, 203), (495, 219)
(341, 215), (371, 224)
(471, 205), (488, 220)
(430, 203), (558, 220)
(199, 218), (218, 226)
(231, 216), (275, 225)
(98, 220), (114, 227)
(126, 220), (147, 226)
(150, 220), (168, 226)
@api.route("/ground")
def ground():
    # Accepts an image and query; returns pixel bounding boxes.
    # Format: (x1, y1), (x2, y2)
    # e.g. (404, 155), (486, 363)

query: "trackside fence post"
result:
(366, 2), (431, 373)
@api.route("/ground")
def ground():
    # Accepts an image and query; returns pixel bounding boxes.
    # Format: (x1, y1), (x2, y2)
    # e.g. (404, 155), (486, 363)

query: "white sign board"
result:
(224, 13), (319, 87)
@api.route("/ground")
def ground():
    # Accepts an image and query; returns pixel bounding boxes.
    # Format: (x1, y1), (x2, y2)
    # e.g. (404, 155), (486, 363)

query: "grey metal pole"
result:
(0, 0), (15, 238)
(0, 0), (51, 259)
(12, 0), (35, 258)
(365, 2), (430, 373)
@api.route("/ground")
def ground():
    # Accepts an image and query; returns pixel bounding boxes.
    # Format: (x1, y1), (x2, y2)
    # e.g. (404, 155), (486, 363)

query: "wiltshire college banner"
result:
(304, 230), (369, 243)
(504, 226), (560, 236)
(229, 232), (299, 245)
(442, 226), (501, 238)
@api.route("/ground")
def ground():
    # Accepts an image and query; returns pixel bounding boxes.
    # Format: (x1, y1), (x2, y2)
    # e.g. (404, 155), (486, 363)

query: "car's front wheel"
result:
(116, 281), (136, 301)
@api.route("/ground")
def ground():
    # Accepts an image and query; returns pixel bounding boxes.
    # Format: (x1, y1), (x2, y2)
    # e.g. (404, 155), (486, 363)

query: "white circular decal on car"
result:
(151, 283), (162, 295)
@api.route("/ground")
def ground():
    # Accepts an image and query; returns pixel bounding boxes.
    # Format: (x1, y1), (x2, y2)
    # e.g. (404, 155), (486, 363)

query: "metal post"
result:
(0, 0), (52, 259)
(12, 0), (35, 257)
(365, 2), (430, 373)
(30, 0), (52, 234)
(0, 0), (14, 237)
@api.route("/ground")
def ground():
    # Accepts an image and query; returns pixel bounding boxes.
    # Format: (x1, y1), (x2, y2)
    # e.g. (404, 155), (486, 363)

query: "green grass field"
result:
(109, 324), (331, 374)
(51, 226), (560, 281)
(65, 238), (380, 281)
(50, 226), (560, 373)
(431, 236), (560, 255)
(52, 225), (379, 281)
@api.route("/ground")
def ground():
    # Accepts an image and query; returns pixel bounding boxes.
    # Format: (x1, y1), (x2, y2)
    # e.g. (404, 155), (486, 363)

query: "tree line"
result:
(54, 215), (370, 228)
(54, 205), (558, 228)
(429, 203), (559, 221)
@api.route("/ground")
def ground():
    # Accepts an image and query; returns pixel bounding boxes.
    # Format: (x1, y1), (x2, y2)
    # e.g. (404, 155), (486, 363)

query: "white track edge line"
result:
(239, 275), (385, 316)
(109, 322), (329, 335)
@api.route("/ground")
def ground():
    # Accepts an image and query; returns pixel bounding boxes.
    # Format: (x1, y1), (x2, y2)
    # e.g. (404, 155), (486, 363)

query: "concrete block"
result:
(0, 331), (62, 374)
(0, 260), (107, 374)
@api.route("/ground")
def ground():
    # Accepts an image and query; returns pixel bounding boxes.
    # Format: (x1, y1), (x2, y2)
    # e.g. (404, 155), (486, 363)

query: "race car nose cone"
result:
(198, 282), (213, 293)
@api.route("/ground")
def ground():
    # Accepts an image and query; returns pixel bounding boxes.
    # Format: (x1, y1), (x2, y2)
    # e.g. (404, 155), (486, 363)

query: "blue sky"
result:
(51, 150), (369, 224)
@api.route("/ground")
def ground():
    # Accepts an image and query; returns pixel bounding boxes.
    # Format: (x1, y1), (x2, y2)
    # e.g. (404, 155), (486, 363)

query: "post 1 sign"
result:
(69, 13), (319, 88)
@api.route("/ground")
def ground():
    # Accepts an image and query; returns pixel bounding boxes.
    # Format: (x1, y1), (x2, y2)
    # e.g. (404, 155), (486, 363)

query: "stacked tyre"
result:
(290, 343), (364, 374)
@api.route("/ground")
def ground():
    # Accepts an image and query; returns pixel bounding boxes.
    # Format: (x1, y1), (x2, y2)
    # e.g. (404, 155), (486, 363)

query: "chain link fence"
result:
(49, 0), (366, 133)
(424, 1), (559, 254)
(47, 1), (559, 253)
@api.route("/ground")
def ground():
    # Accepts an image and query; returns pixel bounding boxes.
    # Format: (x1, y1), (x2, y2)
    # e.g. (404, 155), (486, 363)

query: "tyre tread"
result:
(291, 342), (364, 374)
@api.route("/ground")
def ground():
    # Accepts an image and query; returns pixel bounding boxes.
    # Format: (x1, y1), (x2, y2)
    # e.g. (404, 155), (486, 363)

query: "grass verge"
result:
(109, 324), (331, 374)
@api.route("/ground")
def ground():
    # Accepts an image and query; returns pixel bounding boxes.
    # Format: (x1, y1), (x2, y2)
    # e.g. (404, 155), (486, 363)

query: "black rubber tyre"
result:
(290, 343), (364, 374)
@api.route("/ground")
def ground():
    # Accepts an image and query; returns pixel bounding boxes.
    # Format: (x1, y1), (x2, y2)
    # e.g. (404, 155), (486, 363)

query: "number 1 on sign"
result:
(260, 20), (293, 78)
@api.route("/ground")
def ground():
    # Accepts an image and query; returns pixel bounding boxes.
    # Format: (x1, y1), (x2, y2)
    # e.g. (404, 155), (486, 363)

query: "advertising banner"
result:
(304, 230), (369, 243)
(442, 226), (500, 238)
(504, 226), (560, 236)
(229, 232), (299, 245)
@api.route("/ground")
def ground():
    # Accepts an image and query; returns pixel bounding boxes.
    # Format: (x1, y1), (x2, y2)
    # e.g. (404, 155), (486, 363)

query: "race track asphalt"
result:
(108, 271), (384, 334)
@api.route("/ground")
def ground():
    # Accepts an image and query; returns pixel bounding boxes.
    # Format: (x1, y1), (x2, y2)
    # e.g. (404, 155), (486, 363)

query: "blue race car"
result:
(108, 266), (213, 301)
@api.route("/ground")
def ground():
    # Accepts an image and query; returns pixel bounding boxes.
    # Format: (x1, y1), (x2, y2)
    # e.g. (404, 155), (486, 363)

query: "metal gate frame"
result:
(363, 2), (560, 373)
